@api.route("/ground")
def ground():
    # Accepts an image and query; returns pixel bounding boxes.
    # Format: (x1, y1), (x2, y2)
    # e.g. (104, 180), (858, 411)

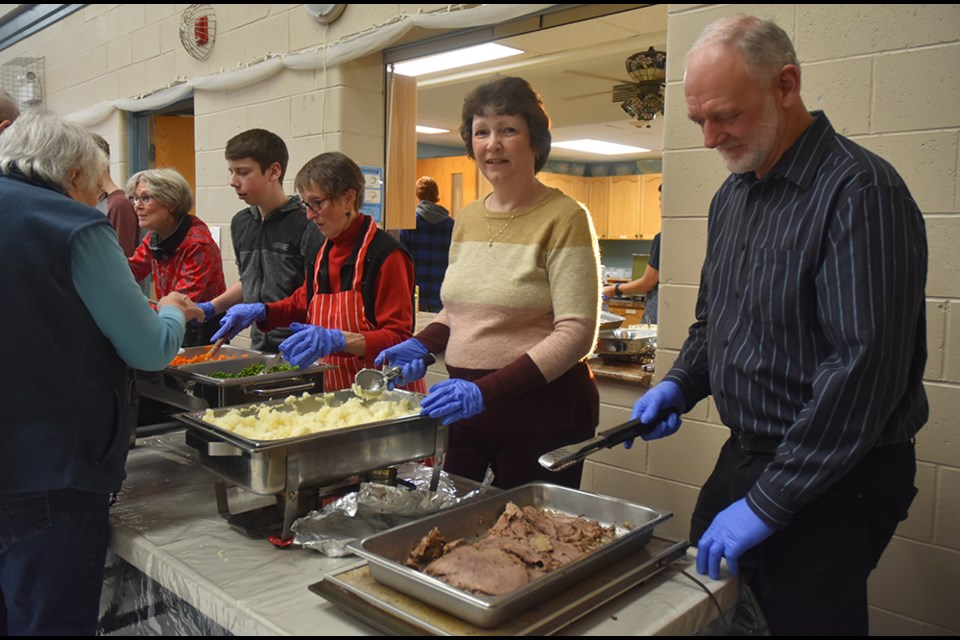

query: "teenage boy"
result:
(199, 129), (323, 352)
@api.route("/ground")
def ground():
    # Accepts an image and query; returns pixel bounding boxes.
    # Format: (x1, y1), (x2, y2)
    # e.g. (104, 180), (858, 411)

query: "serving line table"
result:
(99, 430), (736, 636)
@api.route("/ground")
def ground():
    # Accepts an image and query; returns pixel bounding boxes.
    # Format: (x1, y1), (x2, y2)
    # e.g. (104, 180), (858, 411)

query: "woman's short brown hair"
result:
(459, 76), (552, 174)
(294, 151), (365, 209)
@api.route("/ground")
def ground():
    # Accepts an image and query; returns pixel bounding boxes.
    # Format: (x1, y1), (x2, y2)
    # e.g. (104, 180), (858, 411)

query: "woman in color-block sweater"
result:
(377, 76), (602, 489)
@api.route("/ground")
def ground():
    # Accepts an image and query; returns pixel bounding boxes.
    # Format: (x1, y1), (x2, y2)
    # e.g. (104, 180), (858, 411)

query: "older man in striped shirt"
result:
(632, 15), (928, 635)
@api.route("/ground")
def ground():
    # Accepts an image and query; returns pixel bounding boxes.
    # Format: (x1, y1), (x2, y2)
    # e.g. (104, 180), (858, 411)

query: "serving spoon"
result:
(354, 354), (435, 398)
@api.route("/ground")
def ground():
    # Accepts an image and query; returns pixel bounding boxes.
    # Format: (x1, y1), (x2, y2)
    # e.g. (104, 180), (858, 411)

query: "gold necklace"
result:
(485, 213), (517, 247)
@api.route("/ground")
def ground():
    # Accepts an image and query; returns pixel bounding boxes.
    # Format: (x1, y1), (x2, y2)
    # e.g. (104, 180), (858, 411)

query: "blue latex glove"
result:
(198, 302), (216, 323)
(696, 498), (776, 579)
(625, 380), (685, 448)
(211, 303), (266, 343)
(278, 322), (346, 369)
(420, 379), (485, 425)
(374, 338), (430, 388)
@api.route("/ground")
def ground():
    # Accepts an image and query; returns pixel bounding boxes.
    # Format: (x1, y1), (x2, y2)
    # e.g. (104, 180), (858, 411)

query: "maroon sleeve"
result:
(107, 191), (139, 257)
(473, 355), (547, 406)
(415, 322), (450, 355)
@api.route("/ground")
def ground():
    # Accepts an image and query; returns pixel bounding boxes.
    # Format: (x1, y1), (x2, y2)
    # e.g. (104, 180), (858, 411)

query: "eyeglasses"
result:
(129, 194), (154, 205)
(300, 194), (337, 214)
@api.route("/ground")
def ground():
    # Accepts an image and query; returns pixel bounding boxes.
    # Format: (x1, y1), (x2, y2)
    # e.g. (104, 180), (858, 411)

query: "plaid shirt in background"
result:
(400, 201), (454, 312)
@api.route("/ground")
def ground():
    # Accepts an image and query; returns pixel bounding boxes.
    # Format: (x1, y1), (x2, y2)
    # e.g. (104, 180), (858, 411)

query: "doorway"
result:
(129, 97), (197, 216)
(386, 4), (666, 214)
(128, 97), (198, 297)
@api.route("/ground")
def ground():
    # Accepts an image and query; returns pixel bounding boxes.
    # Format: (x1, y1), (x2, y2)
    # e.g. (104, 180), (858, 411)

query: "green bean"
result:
(208, 363), (299, 379)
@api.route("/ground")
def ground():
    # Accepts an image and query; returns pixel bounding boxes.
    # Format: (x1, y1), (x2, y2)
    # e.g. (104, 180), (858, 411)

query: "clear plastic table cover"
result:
(97, 430), (735, 636)
(97, 430), (391, 636)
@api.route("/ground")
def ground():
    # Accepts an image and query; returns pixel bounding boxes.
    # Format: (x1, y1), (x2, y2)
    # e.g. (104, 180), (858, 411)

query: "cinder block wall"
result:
(1, 3), (956, 634)
(653, 5), (959, 635)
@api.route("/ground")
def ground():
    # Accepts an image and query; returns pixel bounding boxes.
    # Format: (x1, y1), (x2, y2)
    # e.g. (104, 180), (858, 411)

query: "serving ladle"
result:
(354, 354), (435, 398)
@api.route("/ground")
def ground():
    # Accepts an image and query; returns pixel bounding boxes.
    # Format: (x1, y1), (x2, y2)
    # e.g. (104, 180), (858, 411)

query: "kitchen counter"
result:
(100, 431), (735, 636)
(605, 296), (646, 309)
(589, 357), (653, 387)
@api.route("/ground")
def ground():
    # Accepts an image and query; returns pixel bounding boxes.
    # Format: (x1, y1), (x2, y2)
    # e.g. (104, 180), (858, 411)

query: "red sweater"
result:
(264, 215), (416, 368)
(128, 215), (226, 303)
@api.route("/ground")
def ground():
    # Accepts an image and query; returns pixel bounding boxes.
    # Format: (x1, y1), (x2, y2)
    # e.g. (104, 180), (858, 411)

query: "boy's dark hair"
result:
(225, 128), (289, 180)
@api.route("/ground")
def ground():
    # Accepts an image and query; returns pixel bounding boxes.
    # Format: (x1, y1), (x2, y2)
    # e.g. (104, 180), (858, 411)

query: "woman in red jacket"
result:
(212, 152), (423, 392)
(127, 168), (226, 347)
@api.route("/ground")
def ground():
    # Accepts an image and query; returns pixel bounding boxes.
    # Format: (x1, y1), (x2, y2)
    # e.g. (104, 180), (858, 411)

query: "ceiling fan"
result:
(564, 47), (666, 127)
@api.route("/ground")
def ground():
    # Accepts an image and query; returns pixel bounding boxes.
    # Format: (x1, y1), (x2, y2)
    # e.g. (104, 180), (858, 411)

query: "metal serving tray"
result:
(167, 344), (263, 368)
(162, 350), (332, 408)
(177, 389), (446, 495)
(596, 327), (657, 355)
(348, 482), (672, 628)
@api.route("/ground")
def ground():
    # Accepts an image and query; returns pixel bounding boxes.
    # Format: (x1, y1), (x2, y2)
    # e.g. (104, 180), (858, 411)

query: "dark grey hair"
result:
(0, 108), (106, 195)
(689, 15), (799, 82)
(126, 168), (194, 217)
(294, 151), (365, 210)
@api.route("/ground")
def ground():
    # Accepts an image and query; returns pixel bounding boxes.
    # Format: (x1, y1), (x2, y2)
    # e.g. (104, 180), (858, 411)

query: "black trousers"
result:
(691, 436), (917, 636)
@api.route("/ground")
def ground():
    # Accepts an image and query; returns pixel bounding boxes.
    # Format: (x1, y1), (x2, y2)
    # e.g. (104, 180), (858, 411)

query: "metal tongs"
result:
(538, 412), (670, 472)
(354, 354), (436, 397)
(256, 351), (286, 376)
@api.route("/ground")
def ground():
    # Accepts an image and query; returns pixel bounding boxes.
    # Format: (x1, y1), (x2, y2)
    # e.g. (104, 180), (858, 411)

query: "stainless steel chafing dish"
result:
(175, 389), (448, 539)
(349, 482), (671, 628)
(140, 347), (332, 411)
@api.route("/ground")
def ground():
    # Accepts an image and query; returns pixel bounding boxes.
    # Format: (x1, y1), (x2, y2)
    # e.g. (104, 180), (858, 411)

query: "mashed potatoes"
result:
(201, 392), (418, 441)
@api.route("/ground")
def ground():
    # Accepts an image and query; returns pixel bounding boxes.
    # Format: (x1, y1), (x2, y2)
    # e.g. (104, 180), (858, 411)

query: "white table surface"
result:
(106, 430), (736, 635)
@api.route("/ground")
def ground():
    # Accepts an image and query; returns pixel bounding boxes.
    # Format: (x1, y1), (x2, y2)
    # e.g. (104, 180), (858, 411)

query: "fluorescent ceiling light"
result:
(416, 125), (450, 134)
(394, 43), (523, 77)
(552, 139), (651, 155)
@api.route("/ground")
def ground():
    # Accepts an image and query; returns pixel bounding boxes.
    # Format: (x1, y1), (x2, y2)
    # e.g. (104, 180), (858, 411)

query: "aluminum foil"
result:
(291, 462), (495, 556)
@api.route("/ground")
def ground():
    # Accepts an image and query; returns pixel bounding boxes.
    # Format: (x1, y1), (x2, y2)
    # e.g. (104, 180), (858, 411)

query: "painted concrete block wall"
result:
(653, 4), (960, 635)
(0, 3), (451, 301)
(0, 2), (956, 634)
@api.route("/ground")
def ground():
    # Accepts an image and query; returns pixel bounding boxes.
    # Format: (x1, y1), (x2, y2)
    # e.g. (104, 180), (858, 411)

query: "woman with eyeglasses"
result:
(127, 168), (226, 346)
(212, 151), (423, 392)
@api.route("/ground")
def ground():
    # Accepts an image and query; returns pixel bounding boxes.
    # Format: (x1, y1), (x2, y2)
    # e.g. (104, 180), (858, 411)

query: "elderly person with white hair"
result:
(127, 167), (226, 346)
(0, 109), (202, 635)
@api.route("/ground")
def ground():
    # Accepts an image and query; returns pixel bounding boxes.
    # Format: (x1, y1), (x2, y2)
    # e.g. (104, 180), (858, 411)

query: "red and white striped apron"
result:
(308, 222), (426, 394)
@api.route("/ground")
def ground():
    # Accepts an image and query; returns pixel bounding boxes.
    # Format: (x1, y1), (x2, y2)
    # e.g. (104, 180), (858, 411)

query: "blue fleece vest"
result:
(0, 174), (131, 494)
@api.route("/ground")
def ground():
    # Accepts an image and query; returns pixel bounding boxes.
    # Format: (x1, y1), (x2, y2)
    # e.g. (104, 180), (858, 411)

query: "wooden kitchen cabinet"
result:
(640, 173), (662, 239)
(606, 300), (645, 327)
(606, 174), (641, 239)
(602, 173), (662, 240)
(538, 172), (609, 237)
(586, 176), (609, 239)
(412, 157), (659, 241)
(539, 172), (587, 203)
